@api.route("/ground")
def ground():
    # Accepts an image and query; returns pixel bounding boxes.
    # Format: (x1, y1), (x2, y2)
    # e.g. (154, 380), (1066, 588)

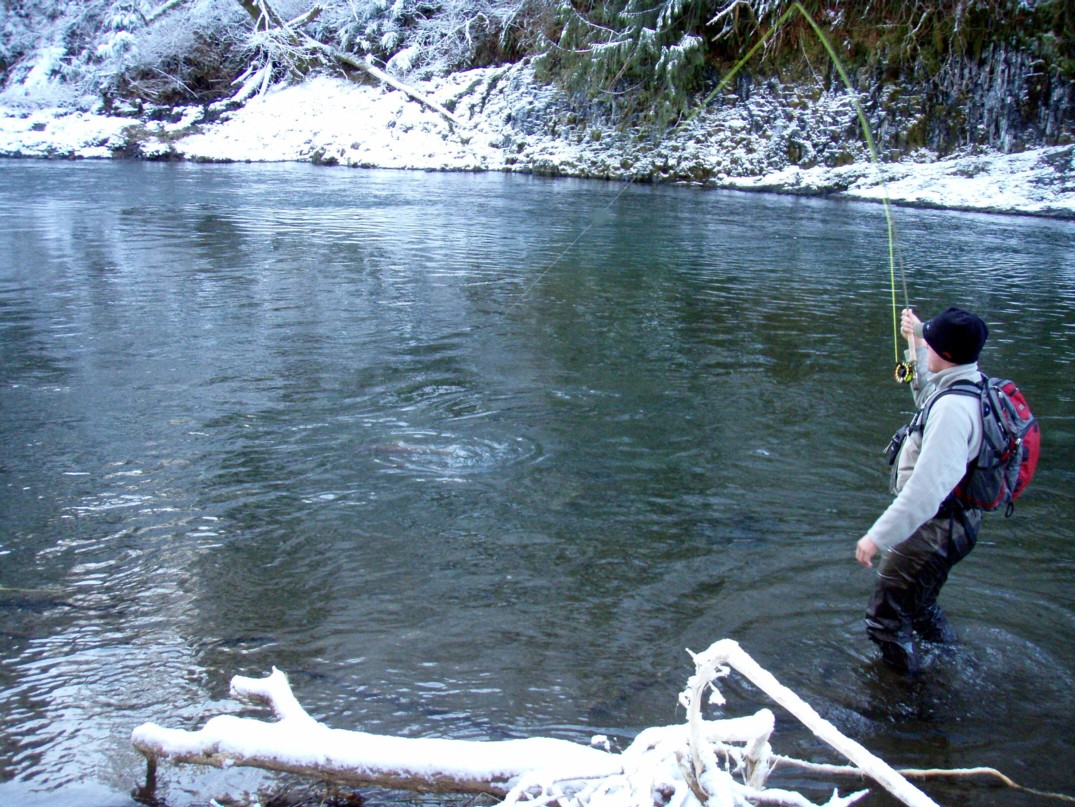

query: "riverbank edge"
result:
(2, 63), (1073, 221)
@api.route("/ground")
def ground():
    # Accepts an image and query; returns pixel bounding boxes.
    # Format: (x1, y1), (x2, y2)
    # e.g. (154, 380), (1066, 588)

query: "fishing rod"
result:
(677, 2), (913, 386)
(518, 3), (913, 386)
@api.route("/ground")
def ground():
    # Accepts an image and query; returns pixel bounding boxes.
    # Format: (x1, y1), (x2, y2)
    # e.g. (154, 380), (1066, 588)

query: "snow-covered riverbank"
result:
(2, 63), (1073, 220)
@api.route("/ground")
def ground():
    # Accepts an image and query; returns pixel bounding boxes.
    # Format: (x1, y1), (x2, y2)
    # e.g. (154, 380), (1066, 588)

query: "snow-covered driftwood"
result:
(132, 666), (619, 796)
(132, 639), (939, 807)
(686, 641), (938, 807)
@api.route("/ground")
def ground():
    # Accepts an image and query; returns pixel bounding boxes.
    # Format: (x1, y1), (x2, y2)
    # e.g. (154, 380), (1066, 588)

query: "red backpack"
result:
(925, 376), (1040, 515)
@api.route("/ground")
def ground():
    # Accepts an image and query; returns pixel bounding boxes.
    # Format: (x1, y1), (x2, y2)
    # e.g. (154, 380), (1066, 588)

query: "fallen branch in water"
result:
(132, 639), (952, 807)
(689, 640), (937, 807)
(898, 767), (1075, 803)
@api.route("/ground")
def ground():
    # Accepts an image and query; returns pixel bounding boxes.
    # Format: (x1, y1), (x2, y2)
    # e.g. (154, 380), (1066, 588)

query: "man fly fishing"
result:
(856, 306), (990, 675)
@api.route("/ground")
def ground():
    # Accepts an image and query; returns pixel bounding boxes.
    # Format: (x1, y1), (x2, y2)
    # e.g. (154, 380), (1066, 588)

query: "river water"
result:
(0, 160), (1072, 806)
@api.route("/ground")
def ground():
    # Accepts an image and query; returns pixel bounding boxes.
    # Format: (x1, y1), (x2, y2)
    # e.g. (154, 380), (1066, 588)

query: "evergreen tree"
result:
(538, 0), (710, 123)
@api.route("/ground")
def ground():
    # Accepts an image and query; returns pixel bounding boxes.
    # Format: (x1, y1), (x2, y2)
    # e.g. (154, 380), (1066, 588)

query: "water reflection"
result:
(0, 160), (1073, 805)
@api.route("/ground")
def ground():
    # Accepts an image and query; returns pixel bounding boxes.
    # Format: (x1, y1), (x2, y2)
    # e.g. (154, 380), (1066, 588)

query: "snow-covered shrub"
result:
(96, 1), (142, 62)
(0, 1), (253, 108)
(103, 1), (251, 106)
(316, 0), (552, 80)
(0, 4), (34, 77)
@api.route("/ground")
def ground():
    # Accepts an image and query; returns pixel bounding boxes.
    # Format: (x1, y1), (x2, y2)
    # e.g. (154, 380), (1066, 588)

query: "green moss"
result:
(539, 0), (1069, 118)
(831, 151), (855, 167)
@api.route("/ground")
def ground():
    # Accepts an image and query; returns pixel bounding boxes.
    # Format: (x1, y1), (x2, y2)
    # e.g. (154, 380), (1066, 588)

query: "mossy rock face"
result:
(534, 0), (1072, 155)
(831, 151), (855, 168)
(786, 139), (819, 168)
(902, 117), (929, 152)
(531, 159), (564, 177)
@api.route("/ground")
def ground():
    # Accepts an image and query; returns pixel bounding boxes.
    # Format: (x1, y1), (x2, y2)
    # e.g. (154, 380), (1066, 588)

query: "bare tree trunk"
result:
(328, 50), (465, 127)
(237, 0), (289, 33)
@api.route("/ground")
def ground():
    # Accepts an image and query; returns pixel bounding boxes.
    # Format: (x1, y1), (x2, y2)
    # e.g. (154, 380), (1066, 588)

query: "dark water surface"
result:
(1, 160), (1073, 806)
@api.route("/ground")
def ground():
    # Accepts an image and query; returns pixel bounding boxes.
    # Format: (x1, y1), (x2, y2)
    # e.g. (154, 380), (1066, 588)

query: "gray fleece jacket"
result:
(867, 347), (984, 551)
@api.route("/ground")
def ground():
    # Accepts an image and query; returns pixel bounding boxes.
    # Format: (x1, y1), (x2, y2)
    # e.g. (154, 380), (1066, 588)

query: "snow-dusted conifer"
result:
(96, 0), (144, 62)
(537, 0), (710, 125)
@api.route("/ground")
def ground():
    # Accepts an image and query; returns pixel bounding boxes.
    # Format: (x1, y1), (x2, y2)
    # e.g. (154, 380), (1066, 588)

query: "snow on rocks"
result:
(1, 61), (1072, 220)
(0, 106), (131, 158)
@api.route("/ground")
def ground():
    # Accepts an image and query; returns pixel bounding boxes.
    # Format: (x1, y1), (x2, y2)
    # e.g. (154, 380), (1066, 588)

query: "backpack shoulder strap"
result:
(942, 378), (985, 400)
(915, 377), (984, 431)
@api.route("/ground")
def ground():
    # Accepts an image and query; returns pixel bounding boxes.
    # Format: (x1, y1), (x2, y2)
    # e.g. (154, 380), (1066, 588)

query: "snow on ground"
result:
(732, 146), (1075, 219)
(1, 65), (1072, 220)
(175, 73), (503, 170)
(0, 106), (131, 158)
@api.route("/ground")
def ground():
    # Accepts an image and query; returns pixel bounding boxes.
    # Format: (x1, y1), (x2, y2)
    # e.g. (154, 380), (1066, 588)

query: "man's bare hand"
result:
(901, 308), (923, 345)
(856, 535), (879, 568)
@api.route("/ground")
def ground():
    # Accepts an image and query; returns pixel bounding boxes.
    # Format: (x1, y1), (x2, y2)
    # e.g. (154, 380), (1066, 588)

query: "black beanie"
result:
(918, 307), (989, 364)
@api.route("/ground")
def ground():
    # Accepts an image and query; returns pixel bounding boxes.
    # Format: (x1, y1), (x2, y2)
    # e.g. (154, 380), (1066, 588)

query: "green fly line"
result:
(516, 2), (912, 381)
(677, 1), (911, 379)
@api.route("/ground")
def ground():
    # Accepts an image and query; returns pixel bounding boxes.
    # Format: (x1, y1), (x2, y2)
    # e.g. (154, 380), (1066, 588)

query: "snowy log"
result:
(132, 667), (619, 796)
(145, 0), (191, 23)
(131, 640), (940, 807)
(329, 50), (466, 128)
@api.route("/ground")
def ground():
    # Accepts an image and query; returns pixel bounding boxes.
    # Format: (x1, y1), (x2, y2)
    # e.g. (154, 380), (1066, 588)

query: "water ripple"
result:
(368, 431), (544, 479)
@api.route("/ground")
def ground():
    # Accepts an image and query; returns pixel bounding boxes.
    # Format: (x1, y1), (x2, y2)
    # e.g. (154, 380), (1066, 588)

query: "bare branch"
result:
(287, 5), (323, 29)
(145, 0), (191, 24)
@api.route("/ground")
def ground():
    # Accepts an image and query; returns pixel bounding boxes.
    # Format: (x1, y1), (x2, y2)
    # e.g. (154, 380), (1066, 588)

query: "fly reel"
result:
(894, 361), (915, 384)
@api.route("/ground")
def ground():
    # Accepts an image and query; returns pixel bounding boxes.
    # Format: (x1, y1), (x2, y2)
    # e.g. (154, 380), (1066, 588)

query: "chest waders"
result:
(864, 503), (982, 675)
(868, 393), (984, 675)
